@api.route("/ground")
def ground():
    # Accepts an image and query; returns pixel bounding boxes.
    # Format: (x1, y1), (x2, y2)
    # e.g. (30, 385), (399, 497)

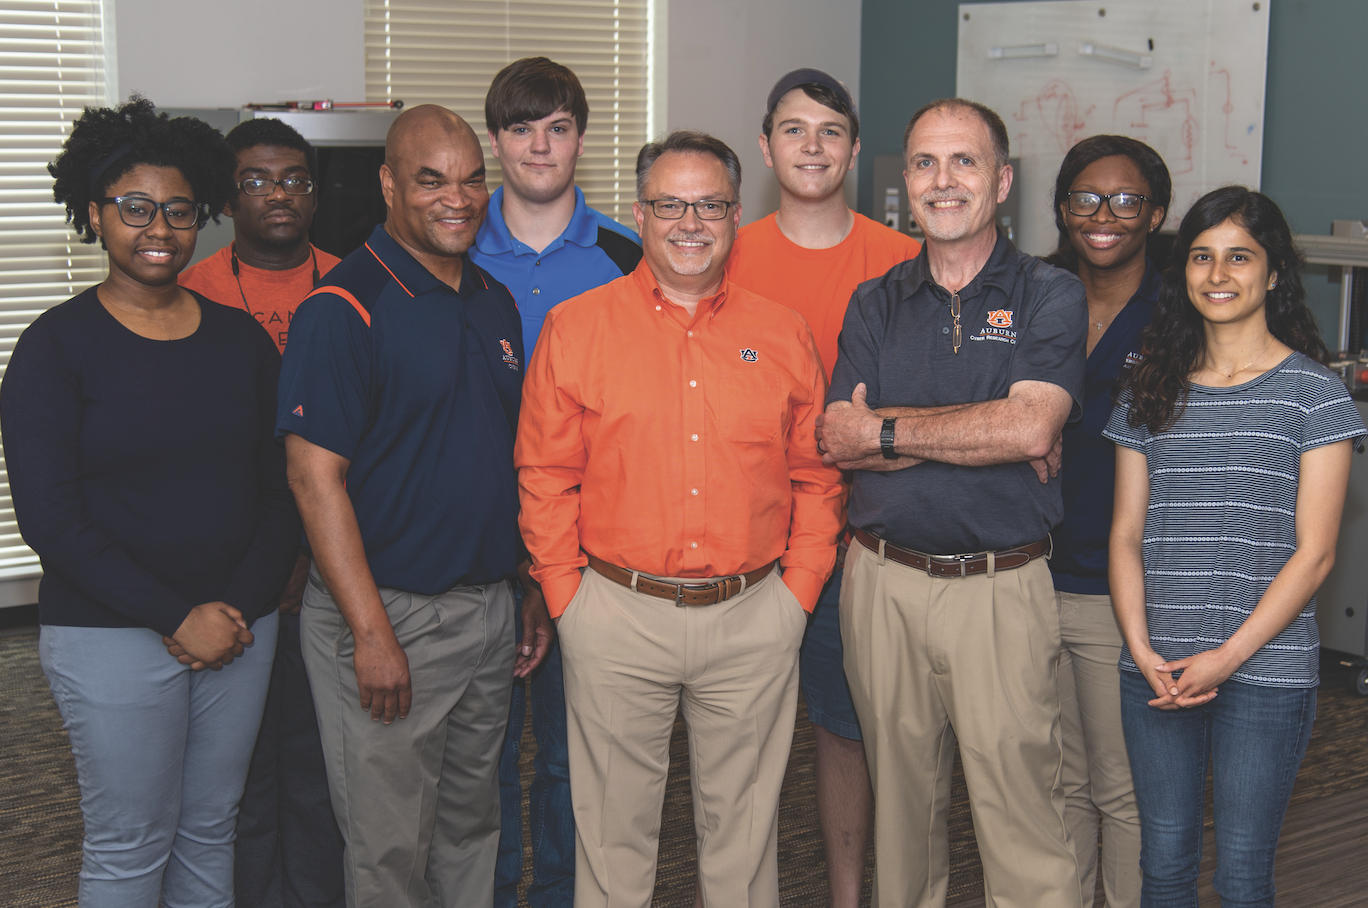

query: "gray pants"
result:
(302, 568), (515, 908)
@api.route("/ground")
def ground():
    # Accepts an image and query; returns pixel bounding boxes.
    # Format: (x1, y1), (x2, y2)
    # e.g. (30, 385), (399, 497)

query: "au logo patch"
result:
(292, 405), (304, 418)
(740, 348), (759, 363)
(498, 338), (521, 371)
(986, 309), (1013, 328)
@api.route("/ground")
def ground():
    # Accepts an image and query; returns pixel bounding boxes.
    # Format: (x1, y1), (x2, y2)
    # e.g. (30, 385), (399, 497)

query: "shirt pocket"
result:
(714, 371), (785, 444)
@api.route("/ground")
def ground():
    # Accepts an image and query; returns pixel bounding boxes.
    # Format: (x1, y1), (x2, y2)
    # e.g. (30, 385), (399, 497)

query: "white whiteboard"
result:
(957, 0), (1270, 255)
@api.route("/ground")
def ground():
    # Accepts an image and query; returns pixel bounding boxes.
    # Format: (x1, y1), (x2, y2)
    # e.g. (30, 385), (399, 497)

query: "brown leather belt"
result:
(585, 553), (775, 606)
(853, 528), (1050, 578)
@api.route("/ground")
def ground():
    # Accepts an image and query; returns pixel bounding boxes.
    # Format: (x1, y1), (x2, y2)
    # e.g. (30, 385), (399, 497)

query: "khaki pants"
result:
(1057, 591), (1141, 908)
(558, 566), (807, 908)
(840, 541), (1082, 908)
(302, 569), (515, 908)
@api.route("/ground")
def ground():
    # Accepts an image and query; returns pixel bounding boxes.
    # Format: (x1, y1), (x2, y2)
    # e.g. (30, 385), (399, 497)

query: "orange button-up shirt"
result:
(515, 260), (845, 618)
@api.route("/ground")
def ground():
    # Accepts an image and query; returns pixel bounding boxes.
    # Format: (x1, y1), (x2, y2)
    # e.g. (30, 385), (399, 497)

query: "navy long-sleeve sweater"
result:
(0, 287), (302, 636)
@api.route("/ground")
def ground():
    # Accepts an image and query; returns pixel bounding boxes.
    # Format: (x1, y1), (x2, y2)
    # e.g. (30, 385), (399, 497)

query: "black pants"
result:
(235, 610), (346, 908)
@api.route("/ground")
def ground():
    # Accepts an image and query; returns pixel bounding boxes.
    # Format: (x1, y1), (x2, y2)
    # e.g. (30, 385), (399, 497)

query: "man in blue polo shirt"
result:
(278, 104), (552, 908)
(470, 56), (641, 908)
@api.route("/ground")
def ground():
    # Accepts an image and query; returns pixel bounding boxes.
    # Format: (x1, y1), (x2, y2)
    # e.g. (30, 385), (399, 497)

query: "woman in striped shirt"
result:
(1105, 186), (1363, 907)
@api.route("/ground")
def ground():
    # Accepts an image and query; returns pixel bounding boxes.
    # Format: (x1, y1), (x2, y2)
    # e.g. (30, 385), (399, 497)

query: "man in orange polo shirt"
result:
(516, 131), (844, 908)
(728, 68), (920, 908)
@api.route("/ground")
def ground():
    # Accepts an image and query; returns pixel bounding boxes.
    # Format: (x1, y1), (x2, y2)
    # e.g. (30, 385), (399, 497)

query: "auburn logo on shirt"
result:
(499, 338), (521, 371)
(292, 405), (304, 418)
(740, 348), (759, 363)
(986, 309), (1013, 328)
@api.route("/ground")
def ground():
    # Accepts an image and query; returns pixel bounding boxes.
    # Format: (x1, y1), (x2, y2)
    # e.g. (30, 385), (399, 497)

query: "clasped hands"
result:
(1134, 644), (1236, 710)
(162, 600), (255, 671)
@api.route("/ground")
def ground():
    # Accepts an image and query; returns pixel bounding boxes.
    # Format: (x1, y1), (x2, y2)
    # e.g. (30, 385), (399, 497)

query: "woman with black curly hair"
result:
(0, 97), (301, 906)
(1106, 186), (1363, 906)
(1043, 135), (1171, 908)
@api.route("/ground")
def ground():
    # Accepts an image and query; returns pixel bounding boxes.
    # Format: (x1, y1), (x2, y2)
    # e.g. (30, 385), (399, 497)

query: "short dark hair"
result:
(485, 57), (589, 135)
(48, 95), (235, 245)
(636, 130), (742, 201)
(762, 83), (860, 142)
(224, 116), (318, 180)
(902, 98), (1010, 168)
(1045, 134), (1172, 272)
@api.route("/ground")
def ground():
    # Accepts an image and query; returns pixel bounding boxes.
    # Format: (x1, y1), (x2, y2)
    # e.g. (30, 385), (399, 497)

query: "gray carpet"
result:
(3, 628), (1365, 907)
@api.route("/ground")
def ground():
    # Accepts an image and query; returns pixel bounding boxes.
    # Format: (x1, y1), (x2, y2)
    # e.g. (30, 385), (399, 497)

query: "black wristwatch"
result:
(880, 417), (898, 460)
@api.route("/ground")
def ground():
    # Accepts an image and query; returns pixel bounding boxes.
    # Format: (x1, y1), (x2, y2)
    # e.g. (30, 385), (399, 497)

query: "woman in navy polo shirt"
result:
(1043, 135), (1172, 908)
(1, 99), (301, 906)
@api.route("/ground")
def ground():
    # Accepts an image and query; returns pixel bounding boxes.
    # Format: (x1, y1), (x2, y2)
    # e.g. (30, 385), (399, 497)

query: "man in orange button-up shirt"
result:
(515, 130), (844, 908)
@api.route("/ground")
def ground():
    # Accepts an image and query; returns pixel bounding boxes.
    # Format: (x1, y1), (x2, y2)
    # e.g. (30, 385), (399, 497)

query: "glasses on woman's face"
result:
(98, 196), (203, 230)
(1066, 191), (1149, 219)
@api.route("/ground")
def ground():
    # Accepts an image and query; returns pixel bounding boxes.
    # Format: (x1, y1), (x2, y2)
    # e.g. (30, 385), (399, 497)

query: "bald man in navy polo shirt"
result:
(278, 105), (552, 908)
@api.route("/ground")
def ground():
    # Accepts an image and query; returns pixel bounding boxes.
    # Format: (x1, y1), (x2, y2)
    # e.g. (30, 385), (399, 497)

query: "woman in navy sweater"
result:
(0, 98), (301, 907)
(1043, 135), (1172, 908)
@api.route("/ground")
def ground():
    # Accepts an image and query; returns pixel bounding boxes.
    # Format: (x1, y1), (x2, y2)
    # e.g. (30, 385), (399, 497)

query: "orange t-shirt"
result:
(728, 212), (921, 380)
(515, 261), (847, 618)
(180, 244), (342, 354)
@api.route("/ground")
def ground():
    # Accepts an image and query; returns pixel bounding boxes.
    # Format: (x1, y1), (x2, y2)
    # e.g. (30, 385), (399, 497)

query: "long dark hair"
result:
(1119, 186), (1329, 433)
(1043, 135), (1172, 273)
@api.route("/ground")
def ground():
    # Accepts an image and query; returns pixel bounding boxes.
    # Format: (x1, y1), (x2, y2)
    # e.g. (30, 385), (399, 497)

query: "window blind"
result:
(364, 0), (651, 227)
(0, 1), (108, 583)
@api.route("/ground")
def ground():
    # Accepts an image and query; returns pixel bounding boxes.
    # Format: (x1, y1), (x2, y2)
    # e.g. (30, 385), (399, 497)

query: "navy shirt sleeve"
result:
(1, 316), (190, 634)
(828, 278), (889, 408)
(1011, 265), (1088, 417)
(276, 290), (374, 457)
(222, 324), (305, 616)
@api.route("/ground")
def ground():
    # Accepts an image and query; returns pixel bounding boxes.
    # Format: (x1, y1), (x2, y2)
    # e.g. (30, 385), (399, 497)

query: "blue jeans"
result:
(798, 568), (863, 740)
(494, 591), (574, 908)
(1119, 670), (1315, 908)
(39, 612), (277, 908)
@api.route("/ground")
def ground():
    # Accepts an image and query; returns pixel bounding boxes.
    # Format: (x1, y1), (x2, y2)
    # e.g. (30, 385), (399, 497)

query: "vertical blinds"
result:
(0, 1), (107, 582)
(363, 0), (651, 227)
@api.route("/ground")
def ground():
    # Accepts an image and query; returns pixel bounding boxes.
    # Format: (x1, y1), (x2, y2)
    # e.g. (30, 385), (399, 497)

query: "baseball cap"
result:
(764, 68), (857, 121)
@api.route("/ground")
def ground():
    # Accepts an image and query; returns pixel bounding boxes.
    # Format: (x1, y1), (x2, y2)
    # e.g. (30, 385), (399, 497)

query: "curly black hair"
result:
(1118, 185), (1330, 433)
(49, 96), (236, 245)
(224, 116), (319, 180)
(1042, 135), (1172, 274)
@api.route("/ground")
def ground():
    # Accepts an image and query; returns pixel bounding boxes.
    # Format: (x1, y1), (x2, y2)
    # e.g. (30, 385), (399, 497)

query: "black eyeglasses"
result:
(1066, 191), (1150, 219)
(640, 198), (734, 220)
(98, 196), (203, 230)
(237, 177), (315, 196)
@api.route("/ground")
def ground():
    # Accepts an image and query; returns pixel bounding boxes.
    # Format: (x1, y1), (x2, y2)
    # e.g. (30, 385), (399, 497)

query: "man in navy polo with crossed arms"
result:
(277, 104), (552, 908)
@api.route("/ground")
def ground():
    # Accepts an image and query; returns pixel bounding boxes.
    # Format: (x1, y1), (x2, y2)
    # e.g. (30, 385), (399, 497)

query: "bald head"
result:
(379, 103), (490, 270)
(385, 104), (481, 171)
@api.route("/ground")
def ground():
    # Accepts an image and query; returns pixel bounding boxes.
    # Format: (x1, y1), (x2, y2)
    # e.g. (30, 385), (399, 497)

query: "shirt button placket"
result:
(683, 323), (705, 569)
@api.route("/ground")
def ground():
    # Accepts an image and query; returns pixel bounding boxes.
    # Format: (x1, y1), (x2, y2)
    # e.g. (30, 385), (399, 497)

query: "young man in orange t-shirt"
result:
(181, 118), (341, 354)
(182, 117), (344, 908)
(727, 69), (920, 908)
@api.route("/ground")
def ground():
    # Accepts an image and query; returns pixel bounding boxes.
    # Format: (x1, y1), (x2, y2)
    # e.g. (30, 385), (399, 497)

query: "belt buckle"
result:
(675, 580), (721, 607)
(927, 552), (973, 578)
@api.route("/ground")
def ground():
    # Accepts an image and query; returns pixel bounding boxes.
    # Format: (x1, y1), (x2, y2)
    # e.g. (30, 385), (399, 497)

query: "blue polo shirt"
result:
(471, 185), (641, 352)
(1050, 261), (1159, 594)
(277, 224), (524, 592)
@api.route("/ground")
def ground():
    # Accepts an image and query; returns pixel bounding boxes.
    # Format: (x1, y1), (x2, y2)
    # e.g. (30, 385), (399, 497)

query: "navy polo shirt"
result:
(277, 225), (524, 592)
(471, 185), (641, 352)
(1050, 261), (1158, 594)
(829, 233), (1087, 553)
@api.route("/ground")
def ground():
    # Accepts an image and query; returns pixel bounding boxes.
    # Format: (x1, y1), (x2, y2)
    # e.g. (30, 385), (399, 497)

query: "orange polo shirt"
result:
(180, 244), (341, 354)
(728, 212), (920, 380)
(515, 260), (846, 618)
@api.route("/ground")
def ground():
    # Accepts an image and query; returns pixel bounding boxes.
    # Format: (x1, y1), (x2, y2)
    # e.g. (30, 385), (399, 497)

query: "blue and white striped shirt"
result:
(1104, 352), (1365, 687)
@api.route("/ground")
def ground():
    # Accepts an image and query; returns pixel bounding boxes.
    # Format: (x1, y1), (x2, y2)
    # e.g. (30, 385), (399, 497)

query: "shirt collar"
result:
(901, 229), (1017, 300)
(475, 185), (599, 256)
(364, 224), (483, 297)
(629, 256), (731, 316)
